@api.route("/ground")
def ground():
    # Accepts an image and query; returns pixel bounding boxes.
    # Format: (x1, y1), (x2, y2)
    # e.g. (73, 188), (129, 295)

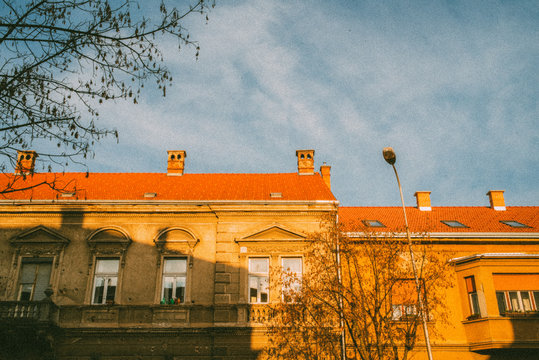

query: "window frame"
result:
(362, 219), (386, 228)
(161, 257), (188, 304)
(496, 290), (539, 315)
(248, 257), (270, 304)
(500, 220), (530, 228)
(465, 275), (481, 317)
(91, 258), (120, 305)
(17, 257), (54, 301)
(441, 220), (468, 228)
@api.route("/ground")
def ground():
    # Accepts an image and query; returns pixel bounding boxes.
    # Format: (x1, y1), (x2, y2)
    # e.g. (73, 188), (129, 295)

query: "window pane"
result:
(164, 259), (186, 274)
(509, 292), (521, 311)
(249, 258), (269, 274)
(19, 284), (33, 301)
(282, 258), (302, 275)
(175, 277), (186, 303)
(260, 276), (269, 303)
(249, 276), (259, 303)
(96, 259), (119, 274)
(496, 292), (507, 315)
(33, 263), (52, 301)
(470, 293), (480, 315)
(392, 305), (402, 320)
(20, 263), (37, 283)
(534, 292), (539, 310)
(93, 277), (105, 304)
(163, 277), (174, 302)
(105, 277), (117, 303)
(521, 292), (532, 311)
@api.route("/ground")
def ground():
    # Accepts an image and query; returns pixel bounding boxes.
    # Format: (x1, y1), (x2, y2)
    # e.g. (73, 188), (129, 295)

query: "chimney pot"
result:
(487, 190), (505, 211)
(15, 150), (38, 175)
(414, 191), (431, 211)
(296, 150), (315, 175)
(320, 162), (331, 190)
(167, 150), (186, 176)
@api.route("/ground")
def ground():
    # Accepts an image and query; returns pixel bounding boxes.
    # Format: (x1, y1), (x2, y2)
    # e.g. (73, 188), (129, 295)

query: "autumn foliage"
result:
(265, 218), (453, 360)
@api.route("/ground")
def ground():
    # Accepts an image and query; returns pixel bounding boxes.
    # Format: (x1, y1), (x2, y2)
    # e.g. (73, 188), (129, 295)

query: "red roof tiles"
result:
(339, 206), (538, 233)
(0, 172), (336, 202)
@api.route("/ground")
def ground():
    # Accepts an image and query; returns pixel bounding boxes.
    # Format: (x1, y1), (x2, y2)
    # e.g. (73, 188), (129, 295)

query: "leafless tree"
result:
(0, 0), (213, 181)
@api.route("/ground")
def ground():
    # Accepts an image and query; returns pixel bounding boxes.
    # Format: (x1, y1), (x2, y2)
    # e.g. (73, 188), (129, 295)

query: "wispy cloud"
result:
(84, 0), (538, 206)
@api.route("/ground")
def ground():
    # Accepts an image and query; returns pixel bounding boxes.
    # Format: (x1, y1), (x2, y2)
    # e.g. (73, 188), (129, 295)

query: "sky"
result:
(81, 0), (537, 207)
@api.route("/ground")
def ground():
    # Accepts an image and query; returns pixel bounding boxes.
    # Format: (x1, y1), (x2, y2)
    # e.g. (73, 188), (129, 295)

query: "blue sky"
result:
(84, 0), (538, 207)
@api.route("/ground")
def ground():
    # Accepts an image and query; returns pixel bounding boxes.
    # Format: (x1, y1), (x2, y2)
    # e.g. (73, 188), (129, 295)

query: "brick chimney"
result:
(320, 162), (331, 190)
(167, 150), (186, 176)
(414, 191), (431, 211)
(296, 150), (315, 175)
(15, 150), (38, 175)
(487, 190), (505, 211)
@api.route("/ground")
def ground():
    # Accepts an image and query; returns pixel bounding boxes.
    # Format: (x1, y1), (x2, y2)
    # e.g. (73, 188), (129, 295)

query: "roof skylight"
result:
(441, 220), (468, 228)
(500, 220), (529, 228)
(362, 220), (385, 228)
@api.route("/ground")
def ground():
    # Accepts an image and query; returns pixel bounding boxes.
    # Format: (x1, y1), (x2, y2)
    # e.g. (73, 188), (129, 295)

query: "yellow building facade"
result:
(0, 150), (538, 359)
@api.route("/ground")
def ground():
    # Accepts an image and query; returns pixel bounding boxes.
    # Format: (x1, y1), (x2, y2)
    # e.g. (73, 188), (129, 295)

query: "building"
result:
(0, 150), (538, 359)
(339, 191), (539, 359)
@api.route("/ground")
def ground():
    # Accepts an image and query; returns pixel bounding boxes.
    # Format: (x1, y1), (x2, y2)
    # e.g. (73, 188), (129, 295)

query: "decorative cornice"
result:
(450, 253), (539, 265)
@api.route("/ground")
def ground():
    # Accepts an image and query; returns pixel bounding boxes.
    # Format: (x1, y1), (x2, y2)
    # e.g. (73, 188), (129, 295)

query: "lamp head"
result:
(383, 147), (396, 165)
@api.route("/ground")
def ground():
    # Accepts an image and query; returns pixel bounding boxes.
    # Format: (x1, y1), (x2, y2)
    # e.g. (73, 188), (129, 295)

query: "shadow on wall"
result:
(0, 207), (262, 360)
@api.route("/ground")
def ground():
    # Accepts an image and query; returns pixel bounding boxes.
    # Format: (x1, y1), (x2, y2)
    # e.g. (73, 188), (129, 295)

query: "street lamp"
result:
(383, 147), (434, 360)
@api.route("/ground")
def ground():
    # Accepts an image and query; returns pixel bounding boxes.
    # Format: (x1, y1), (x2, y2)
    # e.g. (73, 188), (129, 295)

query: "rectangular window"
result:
(496, 290), (539, 314)
(392, 279), (419, 321)
(282, 257), (302, 302)
(493, 273), (539, 314)
(249, 258), (269, 304)
(18, 258), (53, 301)
(92, 259), (119, 305)
(465, 276), (480, 316)
(161, 258), (187, 304)
(496, 291), (507, 315)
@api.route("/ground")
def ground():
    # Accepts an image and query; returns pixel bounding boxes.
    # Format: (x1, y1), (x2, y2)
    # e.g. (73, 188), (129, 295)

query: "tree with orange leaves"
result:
(265, 218), (453, 360)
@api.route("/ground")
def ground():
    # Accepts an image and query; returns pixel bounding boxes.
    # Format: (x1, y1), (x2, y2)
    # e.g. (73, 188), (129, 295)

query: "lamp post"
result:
(382, 147), (434, 360)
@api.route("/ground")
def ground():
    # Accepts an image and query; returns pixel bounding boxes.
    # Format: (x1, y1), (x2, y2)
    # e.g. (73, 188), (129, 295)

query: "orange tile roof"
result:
(0, 172), (336, 202)
(339, 206), (538, 233)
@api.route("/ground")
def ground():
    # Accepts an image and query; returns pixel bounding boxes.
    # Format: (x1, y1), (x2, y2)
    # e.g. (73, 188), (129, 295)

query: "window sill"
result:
(499, 311), (539, 318)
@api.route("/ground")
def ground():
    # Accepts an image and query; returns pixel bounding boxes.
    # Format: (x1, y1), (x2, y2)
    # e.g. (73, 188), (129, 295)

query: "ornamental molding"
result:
(235, 224), (307, 244)
(10, 225), (70, 247)
(153, 227), (199, 257)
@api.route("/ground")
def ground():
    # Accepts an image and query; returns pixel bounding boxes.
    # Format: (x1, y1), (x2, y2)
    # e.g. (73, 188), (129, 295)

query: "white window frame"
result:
(465, 276), (481, 316)
(248, 257), (270, 304)
(281, 257), (302, 302)
(91, 258), (120, 305)
(161, 258), (187, 304)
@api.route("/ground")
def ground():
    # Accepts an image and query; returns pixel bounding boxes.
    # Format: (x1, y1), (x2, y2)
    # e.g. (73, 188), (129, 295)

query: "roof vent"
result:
(167, 150), (186, 176)
(487, 190), (506, 211)
(296, 150), (315, 175)
(15, 150), (38, 175)
(414, 191), (431, 211)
